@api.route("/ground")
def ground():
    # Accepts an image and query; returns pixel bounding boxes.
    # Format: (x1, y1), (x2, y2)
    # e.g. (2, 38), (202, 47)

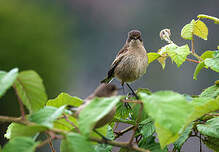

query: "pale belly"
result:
(114, 54), (148, 83)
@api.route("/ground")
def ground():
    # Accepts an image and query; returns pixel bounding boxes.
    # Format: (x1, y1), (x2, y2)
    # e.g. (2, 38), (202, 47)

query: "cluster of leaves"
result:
(0, 14), (219, 152)
(148, 14), (219, 80)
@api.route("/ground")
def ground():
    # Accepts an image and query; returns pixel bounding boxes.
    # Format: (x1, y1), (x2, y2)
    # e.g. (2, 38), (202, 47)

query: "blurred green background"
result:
(0, 0), (218, 151)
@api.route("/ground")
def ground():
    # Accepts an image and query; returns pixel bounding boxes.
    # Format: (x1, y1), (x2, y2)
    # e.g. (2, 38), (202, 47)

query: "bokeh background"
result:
(0, 0), (218, 151)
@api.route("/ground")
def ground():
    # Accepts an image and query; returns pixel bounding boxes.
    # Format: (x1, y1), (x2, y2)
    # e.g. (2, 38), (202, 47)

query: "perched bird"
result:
(101, 30), (148, 98)
(75, 83), (118, 128)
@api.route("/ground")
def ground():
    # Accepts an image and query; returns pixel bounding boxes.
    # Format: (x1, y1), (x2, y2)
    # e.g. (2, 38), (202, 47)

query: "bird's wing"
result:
(101, 54), (125, 83)
(116, 44), (129, 57)
(101, 44), (128, 83)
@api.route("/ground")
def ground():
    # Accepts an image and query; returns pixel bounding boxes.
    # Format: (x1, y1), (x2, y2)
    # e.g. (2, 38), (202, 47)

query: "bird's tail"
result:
(100, 76), (113, 84)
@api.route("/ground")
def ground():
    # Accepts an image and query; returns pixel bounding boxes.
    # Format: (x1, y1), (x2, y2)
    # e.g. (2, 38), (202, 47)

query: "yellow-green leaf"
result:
(181, 20), (195, 40)
(147, 52), (160, 64)
(194, 20), (208, 40)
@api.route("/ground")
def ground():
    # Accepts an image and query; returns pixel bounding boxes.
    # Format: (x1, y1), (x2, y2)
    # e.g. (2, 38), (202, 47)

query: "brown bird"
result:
(101, 30), (148, 98)
(75, 83), (118, 128)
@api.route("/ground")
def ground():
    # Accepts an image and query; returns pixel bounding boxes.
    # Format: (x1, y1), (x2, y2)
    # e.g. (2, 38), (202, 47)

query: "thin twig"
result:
(186, 58), (200, 63)
(37, 138), (51, 148)
(200, 134), (202, 152)
(122, 99), (143, 104)
(191, 36), (195, 54)
(205, 113), (219, 116)
(0, 115), (150, 152)
(47, 134), (56, 152)
(90, 137), (149, 152)
(114, 125), (135, 139)
(13, 85), (26, 120)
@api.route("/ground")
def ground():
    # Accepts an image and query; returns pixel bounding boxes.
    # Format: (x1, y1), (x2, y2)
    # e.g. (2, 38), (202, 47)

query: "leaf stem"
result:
(186, 58), (200, 63)
(114, 125), (135, 139)
(13, 85), (26, 120)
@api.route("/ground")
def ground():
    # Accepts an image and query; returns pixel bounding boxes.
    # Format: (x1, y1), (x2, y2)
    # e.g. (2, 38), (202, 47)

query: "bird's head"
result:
(127, 30), (143, 46)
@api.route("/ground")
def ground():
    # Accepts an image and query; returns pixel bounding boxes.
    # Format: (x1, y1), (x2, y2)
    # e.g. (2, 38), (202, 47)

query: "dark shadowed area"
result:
(0, 0), (218, 151)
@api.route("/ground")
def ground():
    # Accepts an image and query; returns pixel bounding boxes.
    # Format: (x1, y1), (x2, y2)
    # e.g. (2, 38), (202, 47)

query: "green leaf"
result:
(197, 117), (219, 138)
(204, 51), (219, 72)
(203, 137), (219, 151)
(14, 70), (47, 113)
(157, 56), (167, 69)
(173, 123), (193, 151)
(193, 20), (208, 40)
(53, 115), (78, 131)
(147, 52), (160, 64)
(157, 44), (178, 69)
(60, 132), (94, 152)
(2, 137), (39, 152)
(79, 96), (122, 136)
(197, 14), (219, 24)
(47, 93), (83, 108)
(136, 88), (152, 95)
(115, 101), (131, 119)
(200, 50), (214, 60)
(28, 106), (66, 128)
(139, 91), (194, 148)
(200, 84), (219, 99)
(4, 123), (46, 139)
(181, 20), (195, 40)
(193, 62), (205, 80)
(189, 97), (219, 121)
(94, 126), (114, 152)
(167, 44), (191, 67)
(138, 136), (168, 152)
(139, 119), (155, 138)
(0, 68), (18, 98)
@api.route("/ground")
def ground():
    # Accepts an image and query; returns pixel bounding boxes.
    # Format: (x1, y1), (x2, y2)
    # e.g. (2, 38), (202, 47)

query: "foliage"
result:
(0, 14), (219, 152)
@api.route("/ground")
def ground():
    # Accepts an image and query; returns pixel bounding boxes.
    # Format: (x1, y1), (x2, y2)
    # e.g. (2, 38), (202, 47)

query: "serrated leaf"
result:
(4, 123), (46, 139)
(197, 14), (219, 24)
(47, 93), (83, 108)
(167, 44), (191, 67)
(157, 44), (178, 69)
(204, 51), (219, 72)
(200, 84), (219, 99)
(147, 52), (160, 64)
(181, 20), (195, 40)
(115, 101), (131, 119)
(193, 62), (205, 80)
(197, 117), (219, 138)
(14, 70), (47, 113)
(0, 68), (18, 98)
(139, 119), (155, 138)
(139, 91), (194, 148)
(60, 132), (94, 152)
(79, 96), (122, 136)
(2, 137), (39, 152)
(193, 20), (208, 40)
(173, 123), (193, 151)
(28, 106), (66, 128)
